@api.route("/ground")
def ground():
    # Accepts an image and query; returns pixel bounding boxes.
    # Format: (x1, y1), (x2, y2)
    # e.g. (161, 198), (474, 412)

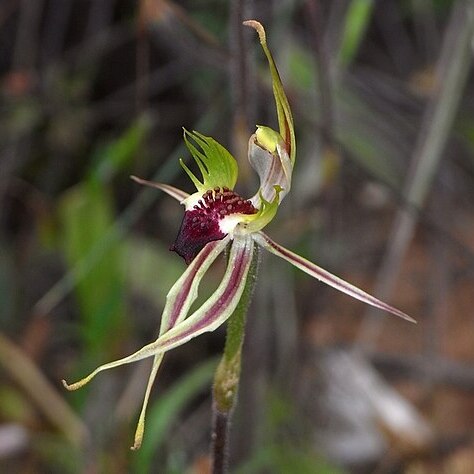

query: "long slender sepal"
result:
(62, 238), (228, 391)
(130, 175), (190, 202)
(131, 354), (163, 450)
(130, 237), (230, 450)
(62, 236), (255, 391)
(254, 232), (416, 323)
(156, 235), (255, 348)
(243, 20), (294, 210)
(243, 20), (295, 164)
(161, 237), (230, 332)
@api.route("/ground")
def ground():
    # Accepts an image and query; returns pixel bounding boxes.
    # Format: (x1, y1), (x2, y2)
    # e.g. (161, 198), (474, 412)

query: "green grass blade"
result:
(339, 0), (374, 66)
(58, 181), (126, 357)
(89, 116), (150, 184)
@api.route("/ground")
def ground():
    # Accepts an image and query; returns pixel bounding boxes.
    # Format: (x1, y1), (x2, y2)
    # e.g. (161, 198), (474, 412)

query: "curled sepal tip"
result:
(62, 378), (90, 391)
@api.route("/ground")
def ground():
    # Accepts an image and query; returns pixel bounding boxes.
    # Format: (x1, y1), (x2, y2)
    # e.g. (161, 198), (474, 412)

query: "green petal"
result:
(131, 237), (230, 450)
(239, 185), (282, 233)
(61, 239), (229, 391)
(244, 20), (296, 164)
(181, 129), (238, 193)
(62, 236), (254, 393)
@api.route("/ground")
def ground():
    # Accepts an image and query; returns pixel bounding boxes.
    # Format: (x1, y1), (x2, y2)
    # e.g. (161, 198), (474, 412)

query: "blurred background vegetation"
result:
(1, 0), (474, 472)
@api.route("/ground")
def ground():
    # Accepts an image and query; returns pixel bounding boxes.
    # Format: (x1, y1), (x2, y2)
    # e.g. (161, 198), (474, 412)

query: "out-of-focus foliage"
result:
(1, 1), (474, 473)
(338, 0), (374, 66)
(58, 119), (149, 357)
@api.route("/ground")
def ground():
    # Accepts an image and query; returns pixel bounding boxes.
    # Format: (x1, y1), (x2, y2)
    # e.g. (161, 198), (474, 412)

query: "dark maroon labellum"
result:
(171, 187), (257, 264)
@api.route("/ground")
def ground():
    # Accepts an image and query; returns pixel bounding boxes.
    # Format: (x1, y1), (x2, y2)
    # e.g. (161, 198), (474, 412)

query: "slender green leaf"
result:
(339, 0), (374, 66)
(89, 116), (151, 184)
(58, 181), (126, 356)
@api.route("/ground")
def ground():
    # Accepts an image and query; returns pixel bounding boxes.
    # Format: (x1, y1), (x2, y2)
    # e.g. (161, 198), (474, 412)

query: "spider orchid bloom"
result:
(62, 20), (415, 450)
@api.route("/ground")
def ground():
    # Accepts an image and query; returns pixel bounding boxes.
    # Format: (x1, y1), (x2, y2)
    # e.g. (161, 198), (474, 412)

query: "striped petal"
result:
(130, 175), (190, 202)
(63, 238), (228, 448)
(254, 232), (416, 323)
(145, 235), (254, 351)
(62, 236), (254, 396)
(131, 237), (230, 450)
(161, 237), (231, 332)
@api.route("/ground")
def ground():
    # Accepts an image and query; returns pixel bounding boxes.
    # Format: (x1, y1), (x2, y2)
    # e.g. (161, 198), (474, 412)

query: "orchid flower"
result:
(63, 20), (415, 450)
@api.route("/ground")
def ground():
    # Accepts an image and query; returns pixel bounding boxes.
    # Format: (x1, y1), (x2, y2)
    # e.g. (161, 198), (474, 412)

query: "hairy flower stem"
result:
(211, 245), (260, 473)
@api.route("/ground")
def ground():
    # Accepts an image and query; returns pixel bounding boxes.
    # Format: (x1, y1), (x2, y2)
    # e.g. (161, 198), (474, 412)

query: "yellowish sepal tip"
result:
(61, 376), (92, 391)
(61, 379), (76, 391)
(131, 424), (144, 451)
(243, 20), (266, 45)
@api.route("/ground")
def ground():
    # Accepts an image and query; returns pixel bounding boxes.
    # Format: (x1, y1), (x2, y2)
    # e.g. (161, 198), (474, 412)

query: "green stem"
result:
(211, 245), (260, 473)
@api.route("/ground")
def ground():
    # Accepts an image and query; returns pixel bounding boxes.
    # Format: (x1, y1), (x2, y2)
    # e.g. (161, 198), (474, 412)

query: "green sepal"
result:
(244, 21), (296, 165)
(180, 129), (238, 193)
